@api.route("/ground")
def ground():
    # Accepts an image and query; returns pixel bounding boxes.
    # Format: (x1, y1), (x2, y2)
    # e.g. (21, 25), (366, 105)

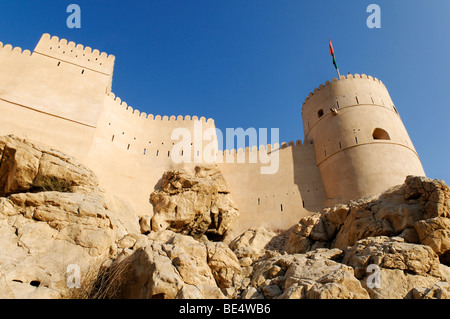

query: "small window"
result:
(111, 135), (114, 142)
(339, 142), (342, 149)
(373, 128), (391, 140)
(336, 101), (340, 109)
(280, 204), (283, 212)
(57, 61), (60, 66)
(127, 144), (130, 150)
(318, 109), (324, 118)
(355, 96), (359, 104)
(258, 198), (260, 206)
(81, 70), (85, 74)
(143, 148), (146, 155)
(302, 200), (305, 208)
(355, 137), (358, 144)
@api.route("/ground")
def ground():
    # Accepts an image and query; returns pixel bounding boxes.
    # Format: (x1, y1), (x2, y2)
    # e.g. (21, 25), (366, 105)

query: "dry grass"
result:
(61, 257), (133, 299)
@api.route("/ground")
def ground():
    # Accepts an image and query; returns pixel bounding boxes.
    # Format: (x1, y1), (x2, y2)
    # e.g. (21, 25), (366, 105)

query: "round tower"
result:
(301, 74), (425, 207)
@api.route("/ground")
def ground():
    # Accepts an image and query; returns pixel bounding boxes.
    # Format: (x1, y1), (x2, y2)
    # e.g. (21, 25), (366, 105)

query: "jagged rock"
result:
(150, 166), (239, 240)
(0, 135), (98, 195)
(108, 230), (227, 299)
(411, 281), (450, 299)
(205, 241), (242, 290)
(286, 176), (450, 264)
(229, 228), (278, 260)
(0, 136), (140, 299)
(415, 217), (450, 263)
(247, 249), (368, 299)
(342, 236), (446, 299)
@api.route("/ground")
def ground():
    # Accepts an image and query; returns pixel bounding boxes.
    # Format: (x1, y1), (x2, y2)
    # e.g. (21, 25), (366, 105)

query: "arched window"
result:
(318, 109), (324, 118)
(373, 128), (391, 140)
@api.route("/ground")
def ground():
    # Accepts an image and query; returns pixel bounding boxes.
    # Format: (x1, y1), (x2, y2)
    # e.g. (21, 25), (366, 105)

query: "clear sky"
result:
(0, 0), (449, 182)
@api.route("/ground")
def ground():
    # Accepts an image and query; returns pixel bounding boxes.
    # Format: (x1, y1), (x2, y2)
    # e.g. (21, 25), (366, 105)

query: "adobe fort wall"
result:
(0, 34), (426, 235)
(216, 142), (326, 233)
(0, 34), (114, 161)
(84, 92), (219, 219)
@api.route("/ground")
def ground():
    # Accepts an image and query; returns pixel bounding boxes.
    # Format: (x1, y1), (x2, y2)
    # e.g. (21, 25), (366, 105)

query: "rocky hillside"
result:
(0, 135), (449, 299)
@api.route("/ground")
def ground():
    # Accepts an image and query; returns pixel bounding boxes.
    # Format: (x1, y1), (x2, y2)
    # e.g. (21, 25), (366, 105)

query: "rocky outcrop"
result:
(0, 135), (98, 196)
(103, 230), (243, 299)
(0, 136), (139, 298)
(286, 176), (450, 264)
(150, 166), (239, 240)
(1, 135), (450, 300)
(342, 236), (447, 299)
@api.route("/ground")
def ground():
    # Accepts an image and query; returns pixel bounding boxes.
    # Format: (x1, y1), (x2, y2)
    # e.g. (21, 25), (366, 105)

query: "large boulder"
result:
(342, 236), (448, 299)
(150, 166), (239, 240)
(286, 176), (450, 264)
(104, 230), (241, 299)
(0, 135), (98, 195)
(240, 248), (369, 299)
(0, 135), (140, 298)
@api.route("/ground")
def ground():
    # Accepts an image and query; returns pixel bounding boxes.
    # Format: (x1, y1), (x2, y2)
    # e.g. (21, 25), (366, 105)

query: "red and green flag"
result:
(329, 39), (341, 77)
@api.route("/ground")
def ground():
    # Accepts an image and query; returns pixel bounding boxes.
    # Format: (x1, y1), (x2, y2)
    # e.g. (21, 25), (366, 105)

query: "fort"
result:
(0, 34), (426, 235)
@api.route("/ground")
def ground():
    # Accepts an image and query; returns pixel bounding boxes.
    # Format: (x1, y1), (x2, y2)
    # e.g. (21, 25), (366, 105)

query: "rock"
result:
(205, 242), (242, 290)
(343, 236), (443, 278)
(282, 255), (369, 299)
(415, 217), (450, 263)
(150, 166), (239, 240)
(0, 267), (14, 299)
(411, 281), (450, 299)
(241, 287), (264, 299)
(262, 284), (281, 298)
(139, 215), (152, 234)
(286, 176), (450, 264)
(342, 236), (446, 299)
(0, 136), (141, 299)
(229, 228), (278, 260)
(107, 231), (226, 299)
(0, 135), (98, 196)
(246, 249), (369, 299)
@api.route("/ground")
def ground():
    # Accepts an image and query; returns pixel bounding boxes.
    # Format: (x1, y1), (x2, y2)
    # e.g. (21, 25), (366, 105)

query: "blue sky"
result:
(0, 0), (449, 182)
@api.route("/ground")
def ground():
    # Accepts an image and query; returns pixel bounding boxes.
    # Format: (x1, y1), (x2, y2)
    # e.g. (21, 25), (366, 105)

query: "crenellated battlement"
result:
(33, 34), (115, 76)
(105, 92), (215, 124)
(302, 73), (384, 107)
(0, 42), (32, 57)
(217, 139), (303, 160)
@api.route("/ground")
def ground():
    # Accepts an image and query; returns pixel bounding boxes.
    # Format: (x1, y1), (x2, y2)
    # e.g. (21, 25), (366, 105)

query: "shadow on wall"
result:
(292, 143), (327, 212)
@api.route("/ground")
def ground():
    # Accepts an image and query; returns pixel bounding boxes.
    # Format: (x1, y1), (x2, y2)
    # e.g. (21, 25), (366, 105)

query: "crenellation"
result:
(34, 33), (115, 76)
(0, 43), (32, 59)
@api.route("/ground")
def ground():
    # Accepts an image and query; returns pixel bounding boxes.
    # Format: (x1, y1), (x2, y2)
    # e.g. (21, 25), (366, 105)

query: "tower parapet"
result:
(34, 34), (115, 76)
(302, 74), (425, 206)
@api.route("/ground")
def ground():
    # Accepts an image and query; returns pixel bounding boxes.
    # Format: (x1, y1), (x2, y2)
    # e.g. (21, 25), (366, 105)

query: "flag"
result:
(329, 39), (340, 76)
(329, 39), (338, 69)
